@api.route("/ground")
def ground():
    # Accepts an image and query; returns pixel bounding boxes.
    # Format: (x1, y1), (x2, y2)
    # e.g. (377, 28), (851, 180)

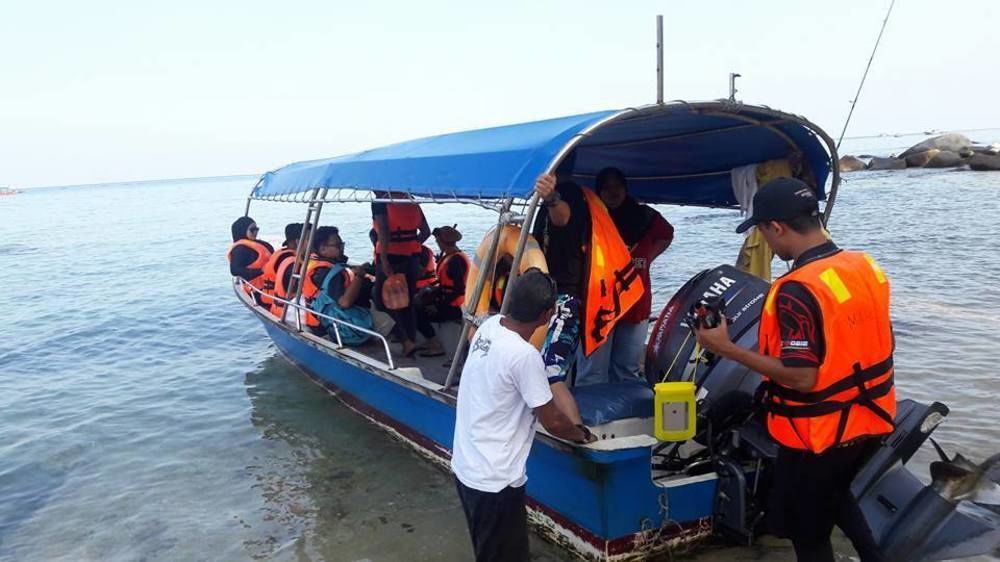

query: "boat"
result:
(234, 101), (1000, 561)
(0, 186), (19, 196)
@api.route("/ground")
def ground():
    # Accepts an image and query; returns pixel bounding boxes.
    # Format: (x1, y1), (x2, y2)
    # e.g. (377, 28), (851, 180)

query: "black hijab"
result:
(231, 216), (256, 242)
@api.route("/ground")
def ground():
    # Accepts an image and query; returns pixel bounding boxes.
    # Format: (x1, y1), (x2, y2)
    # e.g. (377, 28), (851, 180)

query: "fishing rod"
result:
(836, 0), (897, 151)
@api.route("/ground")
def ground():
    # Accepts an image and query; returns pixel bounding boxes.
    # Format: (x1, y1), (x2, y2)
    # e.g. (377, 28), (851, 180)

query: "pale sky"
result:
(2, 0), (997, 187)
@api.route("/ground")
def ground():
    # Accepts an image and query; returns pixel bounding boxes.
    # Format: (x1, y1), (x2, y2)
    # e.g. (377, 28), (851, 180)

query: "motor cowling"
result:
(644, 264), (771, 441)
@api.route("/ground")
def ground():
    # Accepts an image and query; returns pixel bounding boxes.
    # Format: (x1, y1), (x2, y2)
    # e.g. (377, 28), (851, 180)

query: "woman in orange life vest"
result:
(531, 173), (643, 427)
(264, 223), (304, 319)
(414, 225), (470, 357)
(576, 167), (674, 386)
(372, 192), (431, 357)
(228, 216), (274, 306)
(694, 178), (894, 562)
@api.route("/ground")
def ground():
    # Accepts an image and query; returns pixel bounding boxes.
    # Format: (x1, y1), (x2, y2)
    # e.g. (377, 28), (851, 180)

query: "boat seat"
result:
(572, 380), (655, 426)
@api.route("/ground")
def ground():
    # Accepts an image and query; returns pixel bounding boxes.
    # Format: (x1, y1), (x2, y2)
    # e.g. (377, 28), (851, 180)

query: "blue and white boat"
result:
(234, 101), (1000, 561)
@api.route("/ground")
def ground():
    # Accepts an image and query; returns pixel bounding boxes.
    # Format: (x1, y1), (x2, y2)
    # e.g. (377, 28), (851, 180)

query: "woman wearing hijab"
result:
(228, 216), (274, 305)
(576, 168), (674, 385)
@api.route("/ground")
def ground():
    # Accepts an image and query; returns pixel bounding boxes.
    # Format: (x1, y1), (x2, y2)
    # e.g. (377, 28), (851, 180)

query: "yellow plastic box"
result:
(654, 382), (697, 442)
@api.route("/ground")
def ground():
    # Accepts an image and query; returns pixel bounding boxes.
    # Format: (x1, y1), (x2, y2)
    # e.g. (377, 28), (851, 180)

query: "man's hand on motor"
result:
(694, 318), (735, 358)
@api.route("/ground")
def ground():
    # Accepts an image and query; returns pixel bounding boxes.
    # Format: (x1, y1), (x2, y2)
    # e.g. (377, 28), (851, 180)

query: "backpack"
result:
(310, 264), (374, 346)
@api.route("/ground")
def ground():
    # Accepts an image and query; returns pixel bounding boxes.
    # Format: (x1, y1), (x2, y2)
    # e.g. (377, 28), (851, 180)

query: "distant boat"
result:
(0, 186), (20, 196)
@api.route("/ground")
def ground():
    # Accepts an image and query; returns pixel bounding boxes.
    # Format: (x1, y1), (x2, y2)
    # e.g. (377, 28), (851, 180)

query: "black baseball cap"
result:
(735, 177), (820, 234)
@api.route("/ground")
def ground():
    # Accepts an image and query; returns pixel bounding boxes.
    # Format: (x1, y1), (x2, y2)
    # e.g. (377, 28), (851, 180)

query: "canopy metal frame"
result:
(238, 101), (841, 390)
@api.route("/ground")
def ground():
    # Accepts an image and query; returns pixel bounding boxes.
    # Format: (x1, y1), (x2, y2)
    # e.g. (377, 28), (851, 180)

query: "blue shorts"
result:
(540, 294), (582, 384)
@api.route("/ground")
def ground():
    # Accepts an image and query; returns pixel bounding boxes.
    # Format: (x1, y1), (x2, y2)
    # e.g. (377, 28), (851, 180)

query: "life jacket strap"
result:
(389, 229), (420, 242)
(768, 355), (893, 404)
(767, 373), (894, 420)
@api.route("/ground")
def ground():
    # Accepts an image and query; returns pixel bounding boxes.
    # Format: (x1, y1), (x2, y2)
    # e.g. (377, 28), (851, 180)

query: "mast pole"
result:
(656, 15), (664, 104)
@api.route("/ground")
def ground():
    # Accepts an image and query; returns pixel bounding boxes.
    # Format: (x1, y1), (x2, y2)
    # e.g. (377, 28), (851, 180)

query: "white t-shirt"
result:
(451, 315), (554, 493)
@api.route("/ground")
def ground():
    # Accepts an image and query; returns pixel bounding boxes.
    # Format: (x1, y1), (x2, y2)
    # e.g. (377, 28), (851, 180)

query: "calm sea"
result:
(1, 131), (998, 561)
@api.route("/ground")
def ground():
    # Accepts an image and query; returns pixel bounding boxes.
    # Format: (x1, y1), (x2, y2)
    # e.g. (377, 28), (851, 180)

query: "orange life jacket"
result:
(375, 203), (424, 256)
(437, 251), (470, 307)
(580, 188), (644, 356)
(261, 247), (296, 307)
(228, 239), (273, 297)
(759, 250), (896, 453)
(271, 253), (298, 319)
(302, 256), (334, 328)
(416, 246), (437, 289)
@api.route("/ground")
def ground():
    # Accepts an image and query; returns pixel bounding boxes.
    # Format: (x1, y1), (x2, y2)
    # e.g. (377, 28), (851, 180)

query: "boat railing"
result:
(234, 278), (396, 370)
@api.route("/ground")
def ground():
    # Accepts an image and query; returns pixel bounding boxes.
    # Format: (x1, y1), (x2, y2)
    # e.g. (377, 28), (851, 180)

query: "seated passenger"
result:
(228, 216), (274, 305)
(576, 168), (674, 385)
(298, 226), (341, 335)
(263, 222), (303, 315)
(414, 225), (470, 357)
(310, 231), (377, 346)
(415, 245), (438, 290)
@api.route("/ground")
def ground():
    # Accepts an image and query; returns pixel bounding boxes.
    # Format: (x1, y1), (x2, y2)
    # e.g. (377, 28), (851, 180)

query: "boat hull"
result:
(257, 313), (716, 560)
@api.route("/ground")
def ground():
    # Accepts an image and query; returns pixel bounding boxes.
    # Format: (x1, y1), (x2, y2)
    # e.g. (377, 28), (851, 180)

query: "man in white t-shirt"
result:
(451, 268), (597, 562)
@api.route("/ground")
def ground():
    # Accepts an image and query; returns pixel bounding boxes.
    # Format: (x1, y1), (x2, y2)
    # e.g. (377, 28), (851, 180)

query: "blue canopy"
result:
(253, 102), (837, 208)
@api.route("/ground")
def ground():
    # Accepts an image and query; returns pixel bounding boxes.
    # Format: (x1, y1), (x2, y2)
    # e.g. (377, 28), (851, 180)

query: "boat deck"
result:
(333, 320), (464, 393)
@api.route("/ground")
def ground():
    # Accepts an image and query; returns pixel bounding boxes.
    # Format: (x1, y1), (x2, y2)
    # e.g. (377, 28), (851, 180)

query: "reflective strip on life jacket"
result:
(759, 250), (896, 453)
(580, 188), (644, 357)
(375, 203), (424, 256)
(437, 251), (470, 307)
(228, 239), (273, 295)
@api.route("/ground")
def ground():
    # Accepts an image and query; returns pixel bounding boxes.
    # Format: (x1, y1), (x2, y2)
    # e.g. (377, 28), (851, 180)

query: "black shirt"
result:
(775, 241), (841, 368)
(324, 265), (373, 309)
(229, 240), (275, 280)
(530, 184), (589, 297)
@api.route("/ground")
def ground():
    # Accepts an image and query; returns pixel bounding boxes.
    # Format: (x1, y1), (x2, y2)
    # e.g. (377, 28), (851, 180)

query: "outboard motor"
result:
(645, 265), (1000, 559)
(645, 264), (770, 441)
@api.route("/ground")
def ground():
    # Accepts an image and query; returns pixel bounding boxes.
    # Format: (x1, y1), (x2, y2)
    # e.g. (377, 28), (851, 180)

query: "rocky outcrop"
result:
(969, 153), (1000, 171)
(839, 155), (867, 172)
(905, 149), (941, 168)
(868, 156), (906, 170)
(925, 151), (965, 168)
(971, 143), (1000, 155)
(899, 133), (972, 158)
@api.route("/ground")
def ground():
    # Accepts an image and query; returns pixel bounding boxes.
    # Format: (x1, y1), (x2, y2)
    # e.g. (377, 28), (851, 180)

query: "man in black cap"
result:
(695, 177), (894, 562)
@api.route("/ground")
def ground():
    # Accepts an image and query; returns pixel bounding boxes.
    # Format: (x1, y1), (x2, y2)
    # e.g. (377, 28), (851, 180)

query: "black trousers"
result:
(415, 302), (462, 339)
(455, 478), (529, 562)
(769, 437), (884, 562)
(375, 253), (419, 342)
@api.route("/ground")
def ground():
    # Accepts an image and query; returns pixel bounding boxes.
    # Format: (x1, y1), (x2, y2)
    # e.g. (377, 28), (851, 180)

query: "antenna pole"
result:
(656, 15), (664, 104)
(836, 0), (896, 150)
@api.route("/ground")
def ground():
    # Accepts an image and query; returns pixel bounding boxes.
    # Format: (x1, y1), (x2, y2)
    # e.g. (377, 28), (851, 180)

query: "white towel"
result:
(731, 164), (759, 216)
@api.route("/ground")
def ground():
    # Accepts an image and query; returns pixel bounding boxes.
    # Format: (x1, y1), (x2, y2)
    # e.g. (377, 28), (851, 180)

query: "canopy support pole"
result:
(244, 179), (261, 216)
(287, 188), (327, 332)
(656, 15), (664, 104)
(444, 199), (513, 389)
